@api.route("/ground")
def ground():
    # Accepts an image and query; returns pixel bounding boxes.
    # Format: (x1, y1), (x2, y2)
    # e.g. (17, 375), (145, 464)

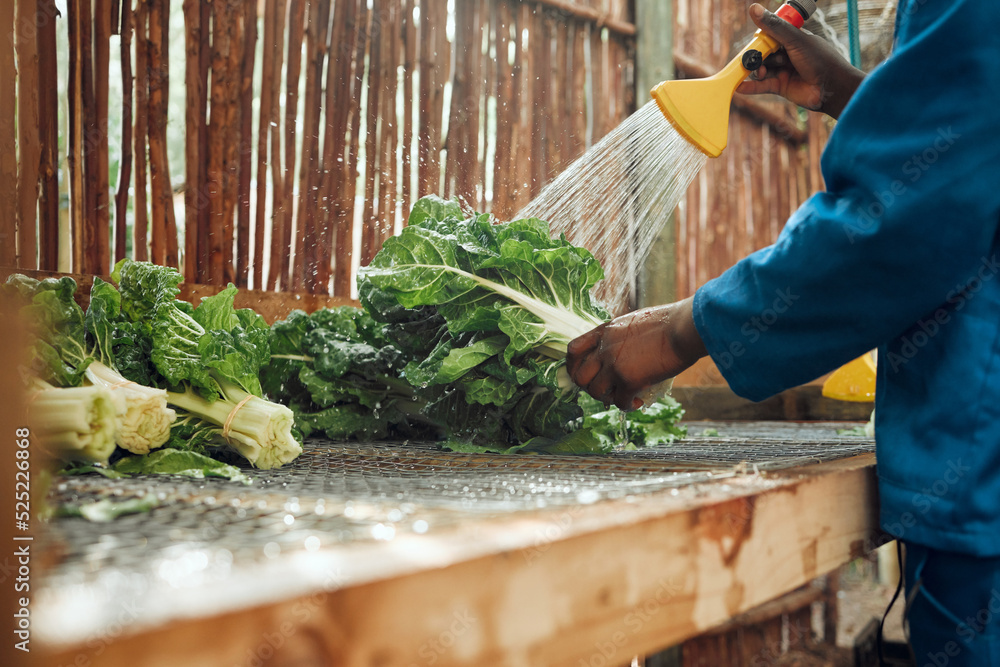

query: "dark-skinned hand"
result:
(566, 297), (708, 411)
(737, 3), (866, 120)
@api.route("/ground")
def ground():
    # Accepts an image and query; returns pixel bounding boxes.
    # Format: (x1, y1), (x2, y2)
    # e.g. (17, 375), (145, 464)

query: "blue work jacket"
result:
(692, 0), (1000, 556)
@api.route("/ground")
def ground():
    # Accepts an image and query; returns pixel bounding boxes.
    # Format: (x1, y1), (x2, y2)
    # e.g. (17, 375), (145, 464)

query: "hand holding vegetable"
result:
(735, 3), (865, 120)
(567, 298), (707, 411)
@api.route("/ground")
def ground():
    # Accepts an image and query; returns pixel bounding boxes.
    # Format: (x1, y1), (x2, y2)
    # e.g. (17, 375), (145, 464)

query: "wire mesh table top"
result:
(37, 421), (873, 644)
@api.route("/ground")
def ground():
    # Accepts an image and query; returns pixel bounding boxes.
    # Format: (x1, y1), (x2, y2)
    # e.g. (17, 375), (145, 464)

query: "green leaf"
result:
(192, 284), (241, 332)
(113, 258), (183, 324)
(113, 449), (251, 484)
(406, 194), (464, 227)
(56, 494), (160, 522)
(85, 278), (123, 367)
(59, 463), (130, 479)
(432, 335), (507, 384)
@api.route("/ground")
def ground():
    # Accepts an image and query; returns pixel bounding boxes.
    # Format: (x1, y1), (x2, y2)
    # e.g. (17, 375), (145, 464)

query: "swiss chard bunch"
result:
(112, 259), (302, 469)
(4, 274), (175, 461)
(350, 196), (623, 452)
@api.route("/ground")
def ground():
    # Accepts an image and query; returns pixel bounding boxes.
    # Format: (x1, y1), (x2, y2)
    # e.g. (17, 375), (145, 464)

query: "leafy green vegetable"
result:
(587, 400), (687, 448)
(26, 382), (119, 464)
(4, 274), (176, 456)
(359, 196), (609, 362)
(55, 494), (161, 522)
(111, 259), (301, 469)
(113, 449), (251, 484)
(263, 196), (686, 455)
(60, 463), (131, 479)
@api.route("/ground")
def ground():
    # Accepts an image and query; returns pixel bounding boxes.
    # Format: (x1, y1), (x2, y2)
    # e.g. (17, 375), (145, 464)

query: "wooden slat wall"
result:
(673, 0), (832, 299)
(6, 0), (638, 299)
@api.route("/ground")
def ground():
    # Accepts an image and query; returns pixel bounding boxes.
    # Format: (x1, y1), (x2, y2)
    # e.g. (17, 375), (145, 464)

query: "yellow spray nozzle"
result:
(652, 0), (816, 158)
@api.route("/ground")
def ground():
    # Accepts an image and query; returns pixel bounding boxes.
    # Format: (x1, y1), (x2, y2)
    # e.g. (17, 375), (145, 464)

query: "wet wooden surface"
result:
(37, 454), (878, 667)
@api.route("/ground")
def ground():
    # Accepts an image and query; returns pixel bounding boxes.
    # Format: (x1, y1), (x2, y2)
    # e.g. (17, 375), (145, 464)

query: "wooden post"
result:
(0, 0), (14, 268)
(295, 0), (331, 293)
(133, 0), (149, 262)
(15, 0), (40, 270)
(236, 0), (257, 288)
(115, 0), (134, 264)
(94, 0), (112, 274)
(147, 0), (178, 267)
(80, 0), (98, 273)
(265, 0), (287, 290)
(635, 0), (676, 309)
(183, 0), (202, 281)
(37, 0), (60, 270)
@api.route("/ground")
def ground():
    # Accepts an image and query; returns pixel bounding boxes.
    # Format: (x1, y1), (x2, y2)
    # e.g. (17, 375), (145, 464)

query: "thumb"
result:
(748, 3), (802, 49)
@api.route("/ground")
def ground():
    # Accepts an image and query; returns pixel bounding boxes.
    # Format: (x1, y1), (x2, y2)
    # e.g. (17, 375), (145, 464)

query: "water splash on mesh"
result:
(517, 102), (708, 314)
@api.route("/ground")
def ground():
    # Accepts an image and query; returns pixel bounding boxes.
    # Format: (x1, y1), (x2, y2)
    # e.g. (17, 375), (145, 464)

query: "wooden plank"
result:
(569, 20), (586, 158)
(324, 0), (359, 297)
(511, 3), (531, 212)
(207, 2), (228, 285)
(491, 0), (513, 220)
(548, 19), (566, 178)
(529, 6), (547, 198)
(220, 0), (245, 285)
(296, 0), (331, 292)
(360, 0), (382, 266)
(236, 0), (257, 287)
(147, 0), (178, 268)
(266, 0), (288, 289)
(445, 0), (476, 205)
(15, 0), (40, 270)
(94, 0), (112, 273)
(254, 0), (276, 289)
(80, 0), (99, 273)
(0, 0), (13, 267)
(76, 0), (98, 271)
(279, 0), (306, 288)
(223, 2), (246, 286)
(401, 0), (415, 219)
(115, 0), (134, 264)
(378, 0), (399, 245)
(334, 0), (368, 295)
(35, 454), (879, 666)
(195, 0), (211, 280)
(132, 0), (149, 262)
(183, 0), (202, 281)
(417, 0), (435, 195)
(418, 0), (447, 197)
(148, 0), (164, 267)
(37, 0), (60, 270)
(478, 0), (492, 211)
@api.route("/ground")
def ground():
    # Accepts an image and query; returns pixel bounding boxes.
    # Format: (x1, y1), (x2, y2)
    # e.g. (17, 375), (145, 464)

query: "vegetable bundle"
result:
(6, 262), (301, 471)
(263, 196), (685, 454)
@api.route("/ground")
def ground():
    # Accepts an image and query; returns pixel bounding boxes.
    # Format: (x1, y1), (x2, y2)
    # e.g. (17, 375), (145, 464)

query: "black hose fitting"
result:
(742, 49), (764, 71)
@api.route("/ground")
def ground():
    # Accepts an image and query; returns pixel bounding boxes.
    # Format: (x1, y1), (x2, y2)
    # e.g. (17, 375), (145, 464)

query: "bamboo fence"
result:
(5, 0), (637, 297)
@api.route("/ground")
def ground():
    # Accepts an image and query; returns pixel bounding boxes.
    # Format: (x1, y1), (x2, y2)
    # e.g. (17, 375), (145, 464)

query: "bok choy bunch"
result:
(4, 274), (175, 459)
(112, 259), (302, 469)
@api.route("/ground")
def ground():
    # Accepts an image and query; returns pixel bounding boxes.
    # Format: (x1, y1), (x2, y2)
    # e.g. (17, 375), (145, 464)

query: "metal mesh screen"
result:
(42, 422), (872, 596)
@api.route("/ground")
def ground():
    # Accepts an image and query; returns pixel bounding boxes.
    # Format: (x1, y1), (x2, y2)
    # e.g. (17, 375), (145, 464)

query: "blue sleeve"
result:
(692, 0), (1000, 401)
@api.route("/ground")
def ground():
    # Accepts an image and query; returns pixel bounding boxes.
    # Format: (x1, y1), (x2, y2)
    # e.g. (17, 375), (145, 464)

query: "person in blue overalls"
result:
(567, 2), (1000, 664)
